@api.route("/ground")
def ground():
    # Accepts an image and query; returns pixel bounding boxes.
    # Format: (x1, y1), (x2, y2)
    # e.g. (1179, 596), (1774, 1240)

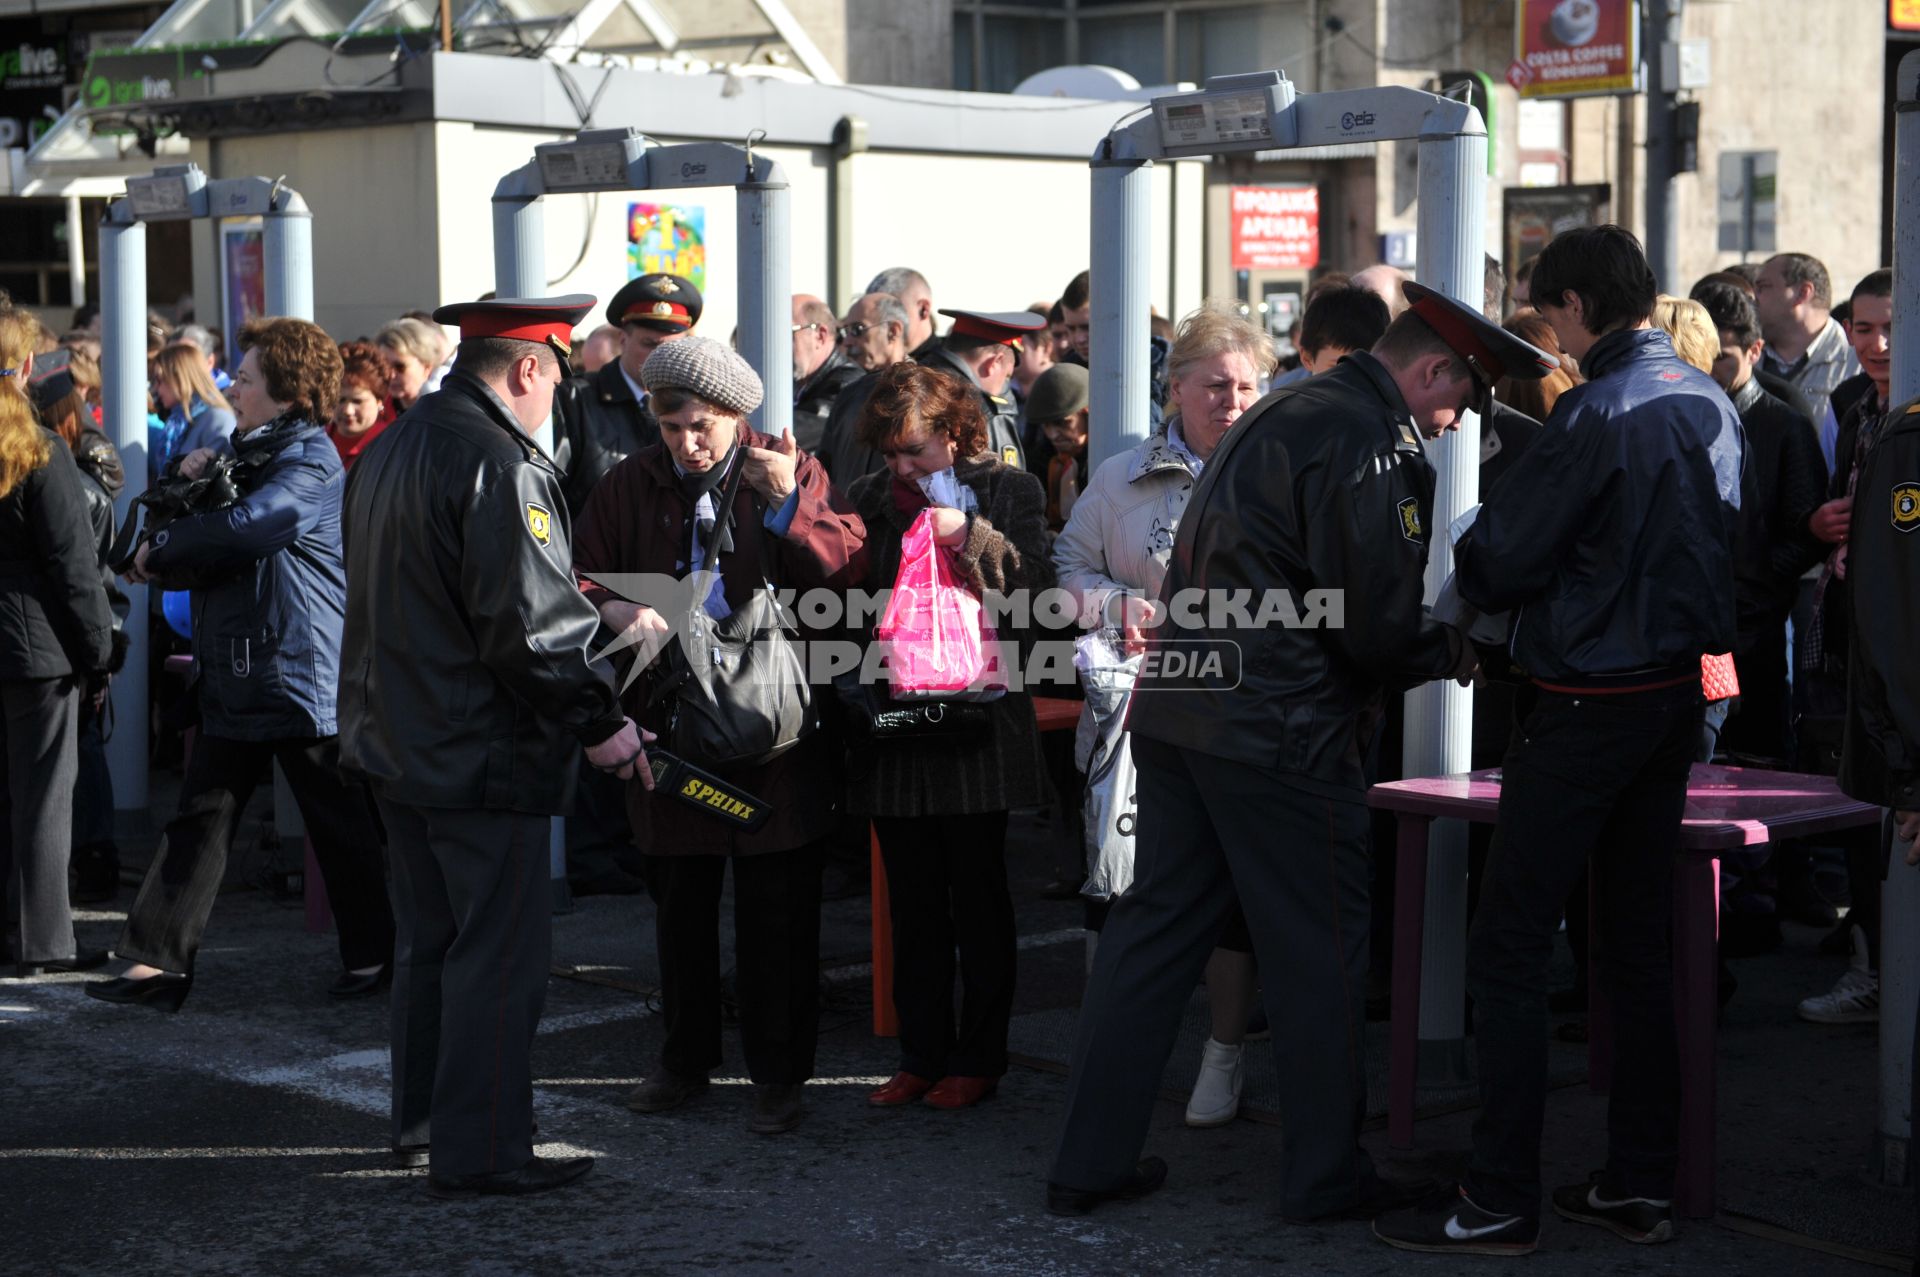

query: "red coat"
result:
(574, 427), (867, 854)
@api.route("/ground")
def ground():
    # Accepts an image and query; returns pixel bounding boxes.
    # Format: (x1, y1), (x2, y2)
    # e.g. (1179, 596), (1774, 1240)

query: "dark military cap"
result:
(433, 293), (596, 361)
(1401, 281), (1558, 386)
(938, 308), (1048, 349)
(609, 274), (702, 332)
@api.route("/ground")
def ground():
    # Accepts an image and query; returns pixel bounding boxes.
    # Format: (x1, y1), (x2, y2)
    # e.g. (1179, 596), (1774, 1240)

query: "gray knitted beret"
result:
(639, 335), (764, 417)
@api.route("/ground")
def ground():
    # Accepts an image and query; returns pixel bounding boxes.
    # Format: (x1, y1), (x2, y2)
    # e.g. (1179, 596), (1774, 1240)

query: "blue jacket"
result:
(1457, 327), (1742, 685)
(144, 415), (346, 740)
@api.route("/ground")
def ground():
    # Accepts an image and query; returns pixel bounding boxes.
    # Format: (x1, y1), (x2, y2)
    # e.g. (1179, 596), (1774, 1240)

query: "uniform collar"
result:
(1731, 374), (1764, 415)
(444, 372), (550, 468)
(616, 361), (646, 406)
(1579, 326), (1667, 380)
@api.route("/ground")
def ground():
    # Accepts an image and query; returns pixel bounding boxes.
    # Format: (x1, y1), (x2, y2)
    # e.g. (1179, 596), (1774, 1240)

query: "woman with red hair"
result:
(330, 341), (395, 468)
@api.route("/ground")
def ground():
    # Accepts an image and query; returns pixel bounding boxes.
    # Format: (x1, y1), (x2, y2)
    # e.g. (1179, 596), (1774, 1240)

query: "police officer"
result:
(552, 273), (700, 512)
(339, 294), (649, 1199)
(917, 308), (1047, 471)
(1047, 282), (1554, 1223)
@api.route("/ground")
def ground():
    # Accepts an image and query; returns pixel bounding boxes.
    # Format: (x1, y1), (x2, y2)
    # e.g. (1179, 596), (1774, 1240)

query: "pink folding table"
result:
(1368, 764), (1879, 1218)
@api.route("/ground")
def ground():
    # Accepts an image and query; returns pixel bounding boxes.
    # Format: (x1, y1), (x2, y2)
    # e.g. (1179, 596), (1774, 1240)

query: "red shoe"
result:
(923, 1076), (998, 1109)
(868, 1072), (937, 1106)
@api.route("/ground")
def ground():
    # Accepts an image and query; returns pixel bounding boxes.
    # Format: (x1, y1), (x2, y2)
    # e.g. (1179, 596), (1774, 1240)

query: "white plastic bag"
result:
(1077, 630), (1142, 900)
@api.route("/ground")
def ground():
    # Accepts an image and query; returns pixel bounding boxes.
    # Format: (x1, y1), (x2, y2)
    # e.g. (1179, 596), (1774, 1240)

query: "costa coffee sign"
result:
(1513, 0), (1639, 99)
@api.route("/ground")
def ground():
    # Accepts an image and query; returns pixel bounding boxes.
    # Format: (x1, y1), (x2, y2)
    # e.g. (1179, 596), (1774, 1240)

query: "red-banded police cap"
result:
(1401, 281), (1558, 385)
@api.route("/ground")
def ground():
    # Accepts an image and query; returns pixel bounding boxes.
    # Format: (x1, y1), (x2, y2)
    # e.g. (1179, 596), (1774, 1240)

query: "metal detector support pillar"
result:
(492, 162), (547, 299)
(262, 189), (315, 321)
(1877, 46), (1920, 1190)
(737, 178), (793, 438)
(1088, 158), (1155, 469)
(1404, 123), (1489, 1081)
(99, 204), (149, 827)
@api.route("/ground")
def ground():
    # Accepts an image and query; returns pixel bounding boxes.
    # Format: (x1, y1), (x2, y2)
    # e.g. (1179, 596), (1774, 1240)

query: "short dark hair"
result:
(1528, 225), (1657, 336)
(1767, 253), (1833, 309)
(1850, 267), (1893, 308)
(454, 336), (559, 383)
(1693, 280), (1761, 348)
(1691, 270), (1755, 299)
(1300, 286), (1391, 357)
(1060, 271), (1090, 311)
(1722, 261), (1762, 287)
(1047, 301), (1064, 325)
(1371, 311), (1474, 384)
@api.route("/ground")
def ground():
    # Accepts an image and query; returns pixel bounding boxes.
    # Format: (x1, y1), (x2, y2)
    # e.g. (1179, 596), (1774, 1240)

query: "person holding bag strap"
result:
(574, 336), (867, 1136)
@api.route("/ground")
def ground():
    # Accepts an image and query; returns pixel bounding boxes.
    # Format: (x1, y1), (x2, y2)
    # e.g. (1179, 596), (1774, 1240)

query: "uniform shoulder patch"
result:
(526, 502), (553, 547)
(1002, 446), (1020, 466)
(1894, 481), (1920, 532)
(1396, 419), (1421, 449)
(1397, 496), (1425, 542)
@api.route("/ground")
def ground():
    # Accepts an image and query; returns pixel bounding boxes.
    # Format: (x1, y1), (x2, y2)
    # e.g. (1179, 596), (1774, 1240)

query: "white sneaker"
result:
(1185, 1038), (1245, 1127)
(1797, 926), (1879, 1024)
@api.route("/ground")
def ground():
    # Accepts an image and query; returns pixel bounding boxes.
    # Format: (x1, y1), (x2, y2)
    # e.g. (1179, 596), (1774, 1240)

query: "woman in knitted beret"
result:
(573, 334), (868, 1137)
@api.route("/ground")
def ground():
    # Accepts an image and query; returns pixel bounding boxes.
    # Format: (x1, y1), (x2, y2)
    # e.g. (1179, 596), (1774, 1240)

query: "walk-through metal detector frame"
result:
(490, 128), (793, 441)
(1087, 71), (1487, 1079)
(490, 129), (792, 908)
(100, 163), (314, 829)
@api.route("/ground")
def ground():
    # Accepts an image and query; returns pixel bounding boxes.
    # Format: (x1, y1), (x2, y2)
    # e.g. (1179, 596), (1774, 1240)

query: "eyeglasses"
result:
(836, 322), (874, 340)
(791, 323), (826, 336)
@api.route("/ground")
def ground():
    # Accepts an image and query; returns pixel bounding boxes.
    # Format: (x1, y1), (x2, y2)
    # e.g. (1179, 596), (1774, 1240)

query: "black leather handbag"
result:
(831, 671), (991, 743)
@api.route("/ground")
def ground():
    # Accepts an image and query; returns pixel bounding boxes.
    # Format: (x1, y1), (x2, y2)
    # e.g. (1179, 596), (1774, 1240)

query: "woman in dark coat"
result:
(849, 362), (1054, 1111)
(0, 308), (115, 975)
(574, 336), (866, 1136)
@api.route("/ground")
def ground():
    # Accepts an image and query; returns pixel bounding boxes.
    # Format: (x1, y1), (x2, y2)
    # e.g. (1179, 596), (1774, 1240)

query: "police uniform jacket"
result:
(918, 345), (1026, 471)
(573, 428), (868, 855)
(1126, 351), (1466, 801)
(1840, 399), (1920, 811)
(552, 359), (661, 512)
(793, 348), (864, 456)
(339, 372), (625, 815)
(1457, 328), (1741, 685)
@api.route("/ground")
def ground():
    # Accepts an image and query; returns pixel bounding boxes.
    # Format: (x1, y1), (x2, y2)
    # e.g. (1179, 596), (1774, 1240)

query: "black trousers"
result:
(646, 843), (825, 1085)
(0, 677), (81, 963)
(120, 733), (394, 975)
(873, 811), (1015, 1079)
(380, 797), (550, 1177)
(1722, 628), (1792, 765)
(1051, 736), (1375, 1219)
(1466, 686), (1701, 1215)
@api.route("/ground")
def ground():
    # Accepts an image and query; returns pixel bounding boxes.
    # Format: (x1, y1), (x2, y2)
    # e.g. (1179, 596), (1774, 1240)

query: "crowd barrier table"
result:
(870, 695), (1083, 1036)
(1369, 764), (1879, 1217)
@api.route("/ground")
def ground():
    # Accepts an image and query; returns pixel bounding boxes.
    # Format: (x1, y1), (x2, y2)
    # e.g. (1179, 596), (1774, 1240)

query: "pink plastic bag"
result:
(876, 509), (1008, 699)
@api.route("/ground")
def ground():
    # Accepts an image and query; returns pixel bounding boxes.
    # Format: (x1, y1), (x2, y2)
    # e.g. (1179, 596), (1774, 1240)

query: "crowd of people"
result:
(0, 225), (1912, 1253)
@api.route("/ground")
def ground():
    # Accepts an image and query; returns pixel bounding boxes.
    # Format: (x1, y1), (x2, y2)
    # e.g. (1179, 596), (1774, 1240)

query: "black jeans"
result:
(645, 843), (825, 1085)
(1465, 685), (1702, 1215)
(1722, 628), (1792, 765)
(873, 811), (1015, 1079)
(120, 733), (395, 975)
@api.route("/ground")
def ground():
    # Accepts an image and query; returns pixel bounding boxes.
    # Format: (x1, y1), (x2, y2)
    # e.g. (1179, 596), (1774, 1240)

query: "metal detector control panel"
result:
(1151, 71), (1298, 158)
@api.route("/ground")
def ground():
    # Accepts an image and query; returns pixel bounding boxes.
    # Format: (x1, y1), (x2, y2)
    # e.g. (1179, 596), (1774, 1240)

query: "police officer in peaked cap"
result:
(339, 293), (652, 1200)
(1048, 283), (1556, 1221)
(918, 308), (1049, 472)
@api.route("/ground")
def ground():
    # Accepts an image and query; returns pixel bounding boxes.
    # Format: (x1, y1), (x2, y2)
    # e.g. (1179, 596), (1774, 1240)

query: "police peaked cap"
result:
(610, 274), (703, 332)
(1400, 281), (1558, 385)
(433, 294), (596, 360)
(938, 308), (1048, 348)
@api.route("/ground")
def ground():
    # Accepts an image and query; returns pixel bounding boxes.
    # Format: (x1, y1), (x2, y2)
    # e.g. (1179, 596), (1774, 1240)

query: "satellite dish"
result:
(1013, 65), (1144, 99)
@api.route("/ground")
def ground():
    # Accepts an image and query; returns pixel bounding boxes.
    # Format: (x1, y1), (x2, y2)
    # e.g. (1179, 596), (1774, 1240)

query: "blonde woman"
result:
(0, 308), (115, 975)
(150, 341), (236, 472)
(374, 317), (451, 411)
(1651, 295), (1720, 375)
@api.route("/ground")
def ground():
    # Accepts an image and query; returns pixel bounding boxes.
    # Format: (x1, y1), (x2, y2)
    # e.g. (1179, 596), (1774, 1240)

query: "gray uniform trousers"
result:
(377, 794), (551, 1177)
(1, 678), (81, 963)
(1049, 734), (1378, 1220)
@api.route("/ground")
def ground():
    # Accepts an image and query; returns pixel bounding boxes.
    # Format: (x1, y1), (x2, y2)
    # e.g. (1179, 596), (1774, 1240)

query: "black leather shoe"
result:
(624, 1073), (708, 1114)
(14, 949), (111, 978)
(85, 972), (192, 1012)
(426, 1155), (593, 1200)
(392, 1144), (430, 1169)
(328, 966), (391, 999)
(749, 1083), (804, 1135)
(1045, 1157), (1168, 1216)
(1286, 1174), (1439, 1224)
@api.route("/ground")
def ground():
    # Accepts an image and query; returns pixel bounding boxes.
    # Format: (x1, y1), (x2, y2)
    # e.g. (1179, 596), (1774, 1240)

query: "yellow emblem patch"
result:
(526, 502), (553, 547)
(1397, 496), (1425, 542)
(1002, 446), (1020, 466)
(1894, 482), (1920, 533)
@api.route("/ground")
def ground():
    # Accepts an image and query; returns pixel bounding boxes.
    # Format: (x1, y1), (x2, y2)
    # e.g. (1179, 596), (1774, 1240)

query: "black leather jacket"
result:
(1127, 352), (1466, 799)
(551, 360), (660, 513)
(72, 424), (130, 630)
(1458, 328), (1741, 686)
(339, 373), (625, 815)
(1840, 398), (1920, 811)
(793, 349), (863, 456)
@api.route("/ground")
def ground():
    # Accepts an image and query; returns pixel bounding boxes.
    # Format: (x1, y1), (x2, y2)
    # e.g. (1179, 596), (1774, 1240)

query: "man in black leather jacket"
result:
(1378, 227), (1742, 1256)
(1049, 283), (1553, 1224)
(340, 294), (646, 1201)
(791, 294), (861, 455)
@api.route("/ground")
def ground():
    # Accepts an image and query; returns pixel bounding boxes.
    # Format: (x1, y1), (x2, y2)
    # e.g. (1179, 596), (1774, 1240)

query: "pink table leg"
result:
(1673, 854), (1720, 1218)
(1389, 814), (1432, 1149)
(1587, 860), (1613, 1095)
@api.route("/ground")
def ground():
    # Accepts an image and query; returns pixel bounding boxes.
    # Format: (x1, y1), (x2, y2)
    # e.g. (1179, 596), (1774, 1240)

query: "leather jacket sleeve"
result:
(146, 448), (334, 578)
(1456, 416), (1594, 614)
(1843, 420), (1920, 810)
(461, 459), (625, 747)
(1769, 410), (1832, 585)
(1300, 450), (1460, 685)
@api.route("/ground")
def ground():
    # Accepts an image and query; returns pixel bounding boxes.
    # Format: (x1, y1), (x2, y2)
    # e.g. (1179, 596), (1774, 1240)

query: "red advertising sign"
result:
(1230, 185), (1319, 271)
(1514, 0), (1639, 99)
